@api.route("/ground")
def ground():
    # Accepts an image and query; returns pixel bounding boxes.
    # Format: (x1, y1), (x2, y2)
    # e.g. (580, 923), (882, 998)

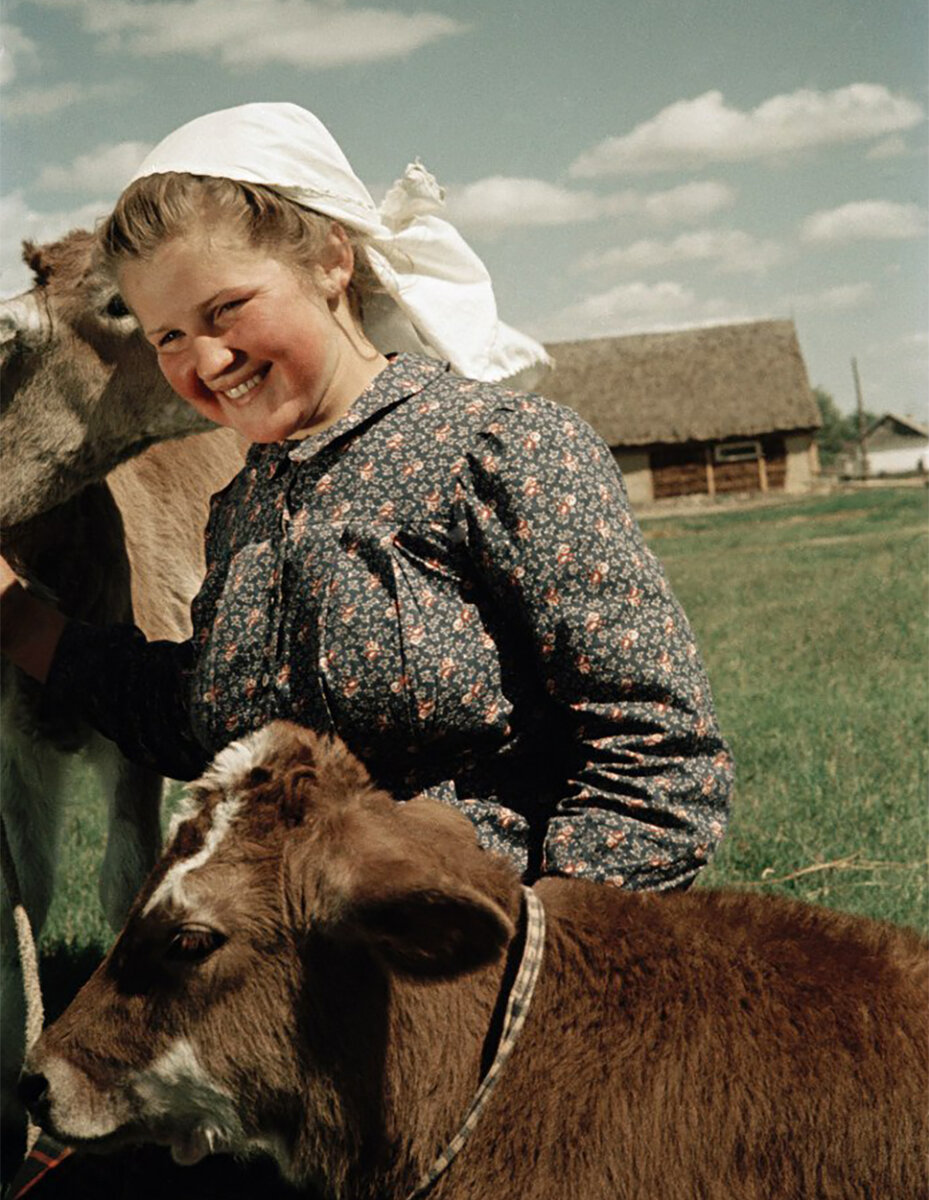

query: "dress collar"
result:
(244, 353), (451, 468)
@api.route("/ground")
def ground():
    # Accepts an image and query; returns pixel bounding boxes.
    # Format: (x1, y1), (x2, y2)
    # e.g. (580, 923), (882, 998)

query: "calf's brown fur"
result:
(23, 722), (929, 1199)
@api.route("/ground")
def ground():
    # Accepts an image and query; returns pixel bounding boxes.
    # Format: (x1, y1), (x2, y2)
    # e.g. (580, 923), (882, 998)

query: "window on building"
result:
(714, 440), (761, 464)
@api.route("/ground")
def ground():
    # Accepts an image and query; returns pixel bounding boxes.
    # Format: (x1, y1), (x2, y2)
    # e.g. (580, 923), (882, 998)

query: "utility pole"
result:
(851, 357), (869, 480)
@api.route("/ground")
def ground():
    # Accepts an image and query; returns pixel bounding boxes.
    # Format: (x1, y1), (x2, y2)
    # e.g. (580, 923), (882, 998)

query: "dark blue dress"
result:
(47, 355), (733, 888)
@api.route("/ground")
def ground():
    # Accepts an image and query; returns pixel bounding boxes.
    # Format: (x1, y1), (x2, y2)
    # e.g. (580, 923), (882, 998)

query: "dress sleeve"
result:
(43, 620), (209, 782)
(460, 394), (733, 890)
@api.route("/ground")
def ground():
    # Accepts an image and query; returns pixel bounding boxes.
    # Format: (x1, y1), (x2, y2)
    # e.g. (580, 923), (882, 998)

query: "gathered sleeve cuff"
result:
(44, 620), (209, 782)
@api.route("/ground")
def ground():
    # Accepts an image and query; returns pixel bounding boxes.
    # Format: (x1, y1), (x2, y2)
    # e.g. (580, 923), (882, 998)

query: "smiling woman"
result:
(117, 215), (386, 443)
(0, 102), (732, 909)
(106, 167), (390, 443)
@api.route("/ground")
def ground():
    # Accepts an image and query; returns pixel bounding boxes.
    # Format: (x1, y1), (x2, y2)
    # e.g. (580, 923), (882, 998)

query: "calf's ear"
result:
(342, 870), (514, 978)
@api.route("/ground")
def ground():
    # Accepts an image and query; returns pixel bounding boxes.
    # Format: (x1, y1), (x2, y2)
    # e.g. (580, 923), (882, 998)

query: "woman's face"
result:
(118, 221), (386, 443)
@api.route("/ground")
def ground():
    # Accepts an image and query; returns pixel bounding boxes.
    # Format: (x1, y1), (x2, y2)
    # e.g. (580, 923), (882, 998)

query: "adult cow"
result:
(0, 231), (243, 1138)
(21, 722), (929, 1200)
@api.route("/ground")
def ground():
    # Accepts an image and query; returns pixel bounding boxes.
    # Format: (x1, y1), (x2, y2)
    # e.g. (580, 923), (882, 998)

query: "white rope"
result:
(1, 814), (45, 1153)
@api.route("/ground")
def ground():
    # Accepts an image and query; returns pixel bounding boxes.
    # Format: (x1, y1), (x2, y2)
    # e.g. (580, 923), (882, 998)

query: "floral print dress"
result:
(48, 355), (732, 888)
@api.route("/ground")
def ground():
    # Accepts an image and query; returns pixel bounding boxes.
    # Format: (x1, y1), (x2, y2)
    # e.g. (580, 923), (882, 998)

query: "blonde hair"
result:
(98, 172), (381, 316)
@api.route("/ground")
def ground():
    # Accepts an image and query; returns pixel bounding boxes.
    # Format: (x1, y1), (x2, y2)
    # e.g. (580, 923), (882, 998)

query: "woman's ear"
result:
(315, 223), (354, 303)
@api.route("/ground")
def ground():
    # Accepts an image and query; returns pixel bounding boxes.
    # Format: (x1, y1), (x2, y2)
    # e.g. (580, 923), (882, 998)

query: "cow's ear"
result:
(342, 870), (514, 978)
(23, 241), (52, 285)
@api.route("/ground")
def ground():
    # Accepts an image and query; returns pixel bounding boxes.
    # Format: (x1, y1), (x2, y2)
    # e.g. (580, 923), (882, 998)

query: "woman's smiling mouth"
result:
(221, 366), (270, 403)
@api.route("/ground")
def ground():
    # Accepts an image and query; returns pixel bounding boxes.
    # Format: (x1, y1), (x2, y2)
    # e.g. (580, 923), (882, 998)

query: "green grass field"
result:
(641, 483), (928, 931)
(38, 483), (929, 961)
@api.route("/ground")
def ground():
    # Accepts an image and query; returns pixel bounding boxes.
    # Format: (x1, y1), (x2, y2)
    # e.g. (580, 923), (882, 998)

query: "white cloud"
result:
(570, 84), (925, 177)
(641, 180), (736, 224)
(787, 283), (874, 312)
(3, 79), (129, 120)
(800, 200), (928, 243)
(1, 191), (109, 297)
(569, 280), (697, 320)
(444, 177), (621, 235)
(539, 280), (699, 340)
(0, 22), (38, 87)
(537, 283), (759, 341)
(36, 141), (152, 192)
(580, 228), (785, 277)
(866, 134), (911, 160)
(443, 176), (735, 238)
(38, 0), (465, 68)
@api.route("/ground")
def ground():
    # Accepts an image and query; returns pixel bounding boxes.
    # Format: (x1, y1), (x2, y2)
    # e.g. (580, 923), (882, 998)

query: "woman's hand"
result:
(0, 552), (21, 598)
(0, 553), (68, 682)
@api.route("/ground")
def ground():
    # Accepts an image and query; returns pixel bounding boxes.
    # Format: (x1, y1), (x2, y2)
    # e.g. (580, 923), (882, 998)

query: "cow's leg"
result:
(88, 734), (163, 930)
(1, 732), (69, 1159)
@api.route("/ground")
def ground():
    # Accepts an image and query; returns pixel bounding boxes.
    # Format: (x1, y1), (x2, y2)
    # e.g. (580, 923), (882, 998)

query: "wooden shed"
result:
(540, 319), (822, 507)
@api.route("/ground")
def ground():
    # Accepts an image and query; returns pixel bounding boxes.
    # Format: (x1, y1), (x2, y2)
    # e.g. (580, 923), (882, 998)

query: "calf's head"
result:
(22, 722), (517, 1184)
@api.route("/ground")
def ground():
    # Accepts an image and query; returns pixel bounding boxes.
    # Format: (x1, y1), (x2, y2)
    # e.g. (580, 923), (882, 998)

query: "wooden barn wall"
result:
(762, 435), (788, 489)
(650, 443), (709, 499)
(648, 435), (790, 500)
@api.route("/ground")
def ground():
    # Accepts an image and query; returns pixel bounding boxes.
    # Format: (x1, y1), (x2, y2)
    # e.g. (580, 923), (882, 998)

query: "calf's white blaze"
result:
(198, 726), (279, 796)
(143, 791), (243, 916)
(144, 727), (282, 915)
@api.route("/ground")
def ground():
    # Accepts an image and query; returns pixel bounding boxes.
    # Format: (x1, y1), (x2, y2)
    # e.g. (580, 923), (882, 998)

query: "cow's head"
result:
(0, 231), (211, 527)
(21, 722), (517, 1186)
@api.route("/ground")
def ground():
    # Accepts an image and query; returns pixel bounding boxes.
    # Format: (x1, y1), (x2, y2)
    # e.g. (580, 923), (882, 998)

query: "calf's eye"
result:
(104, 294), (130, 319)
(166, 925), (226, 963)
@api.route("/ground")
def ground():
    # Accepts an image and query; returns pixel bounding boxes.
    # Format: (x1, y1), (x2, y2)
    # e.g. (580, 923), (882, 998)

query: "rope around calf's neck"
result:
(407, 885), (546, 1199)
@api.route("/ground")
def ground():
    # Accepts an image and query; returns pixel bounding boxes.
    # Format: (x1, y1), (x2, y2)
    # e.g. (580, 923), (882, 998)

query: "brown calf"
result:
(22, 722), (929, 1199)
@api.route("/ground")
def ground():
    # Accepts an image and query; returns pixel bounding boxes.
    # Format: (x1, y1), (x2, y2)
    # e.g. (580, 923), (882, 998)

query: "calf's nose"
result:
(17, 1071), (50, 1118)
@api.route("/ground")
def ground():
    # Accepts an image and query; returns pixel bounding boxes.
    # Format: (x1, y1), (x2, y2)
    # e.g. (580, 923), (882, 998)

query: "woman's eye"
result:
(157, 330), (182, 349)
(165, 925), (226, 963)
(215, 299), (245, 318)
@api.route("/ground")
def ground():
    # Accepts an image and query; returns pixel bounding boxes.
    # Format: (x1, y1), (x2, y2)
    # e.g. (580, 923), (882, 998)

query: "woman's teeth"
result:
(223, 370), (266, 401)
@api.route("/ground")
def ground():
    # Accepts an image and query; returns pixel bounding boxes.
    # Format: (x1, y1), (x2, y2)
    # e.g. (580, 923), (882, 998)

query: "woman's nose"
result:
(192, 336), (235, 383)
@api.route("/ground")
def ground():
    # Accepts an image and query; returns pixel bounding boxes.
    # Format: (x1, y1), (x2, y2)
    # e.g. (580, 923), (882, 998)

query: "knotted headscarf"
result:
(129, 102), (551, 388)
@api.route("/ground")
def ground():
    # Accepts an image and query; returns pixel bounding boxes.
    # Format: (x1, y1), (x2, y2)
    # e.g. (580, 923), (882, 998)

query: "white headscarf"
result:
(129, 102), (552, 389)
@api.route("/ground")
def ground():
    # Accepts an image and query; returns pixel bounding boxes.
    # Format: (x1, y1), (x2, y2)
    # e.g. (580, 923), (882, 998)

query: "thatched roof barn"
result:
(541, 319), (821, 505)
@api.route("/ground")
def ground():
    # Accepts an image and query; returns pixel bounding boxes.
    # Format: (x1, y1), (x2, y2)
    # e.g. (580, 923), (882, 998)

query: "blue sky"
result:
(2, 0), (926, 420)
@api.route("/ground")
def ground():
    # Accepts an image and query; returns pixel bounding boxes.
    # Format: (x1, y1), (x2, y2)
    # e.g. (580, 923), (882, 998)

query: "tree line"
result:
(813, 387), (877, 468)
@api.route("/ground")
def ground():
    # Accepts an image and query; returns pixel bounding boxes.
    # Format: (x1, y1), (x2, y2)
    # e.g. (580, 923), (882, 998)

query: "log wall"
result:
(649, 435), (791, 500)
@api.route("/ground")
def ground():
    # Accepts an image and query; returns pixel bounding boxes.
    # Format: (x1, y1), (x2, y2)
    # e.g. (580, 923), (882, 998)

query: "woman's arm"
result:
(1, 553), (208, 781)
(462, 397), (734, 890)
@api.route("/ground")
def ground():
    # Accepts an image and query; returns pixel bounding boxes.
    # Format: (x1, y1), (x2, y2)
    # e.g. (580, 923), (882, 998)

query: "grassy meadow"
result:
(642, 483), (928, 930)
(37, 483), (929, 957)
